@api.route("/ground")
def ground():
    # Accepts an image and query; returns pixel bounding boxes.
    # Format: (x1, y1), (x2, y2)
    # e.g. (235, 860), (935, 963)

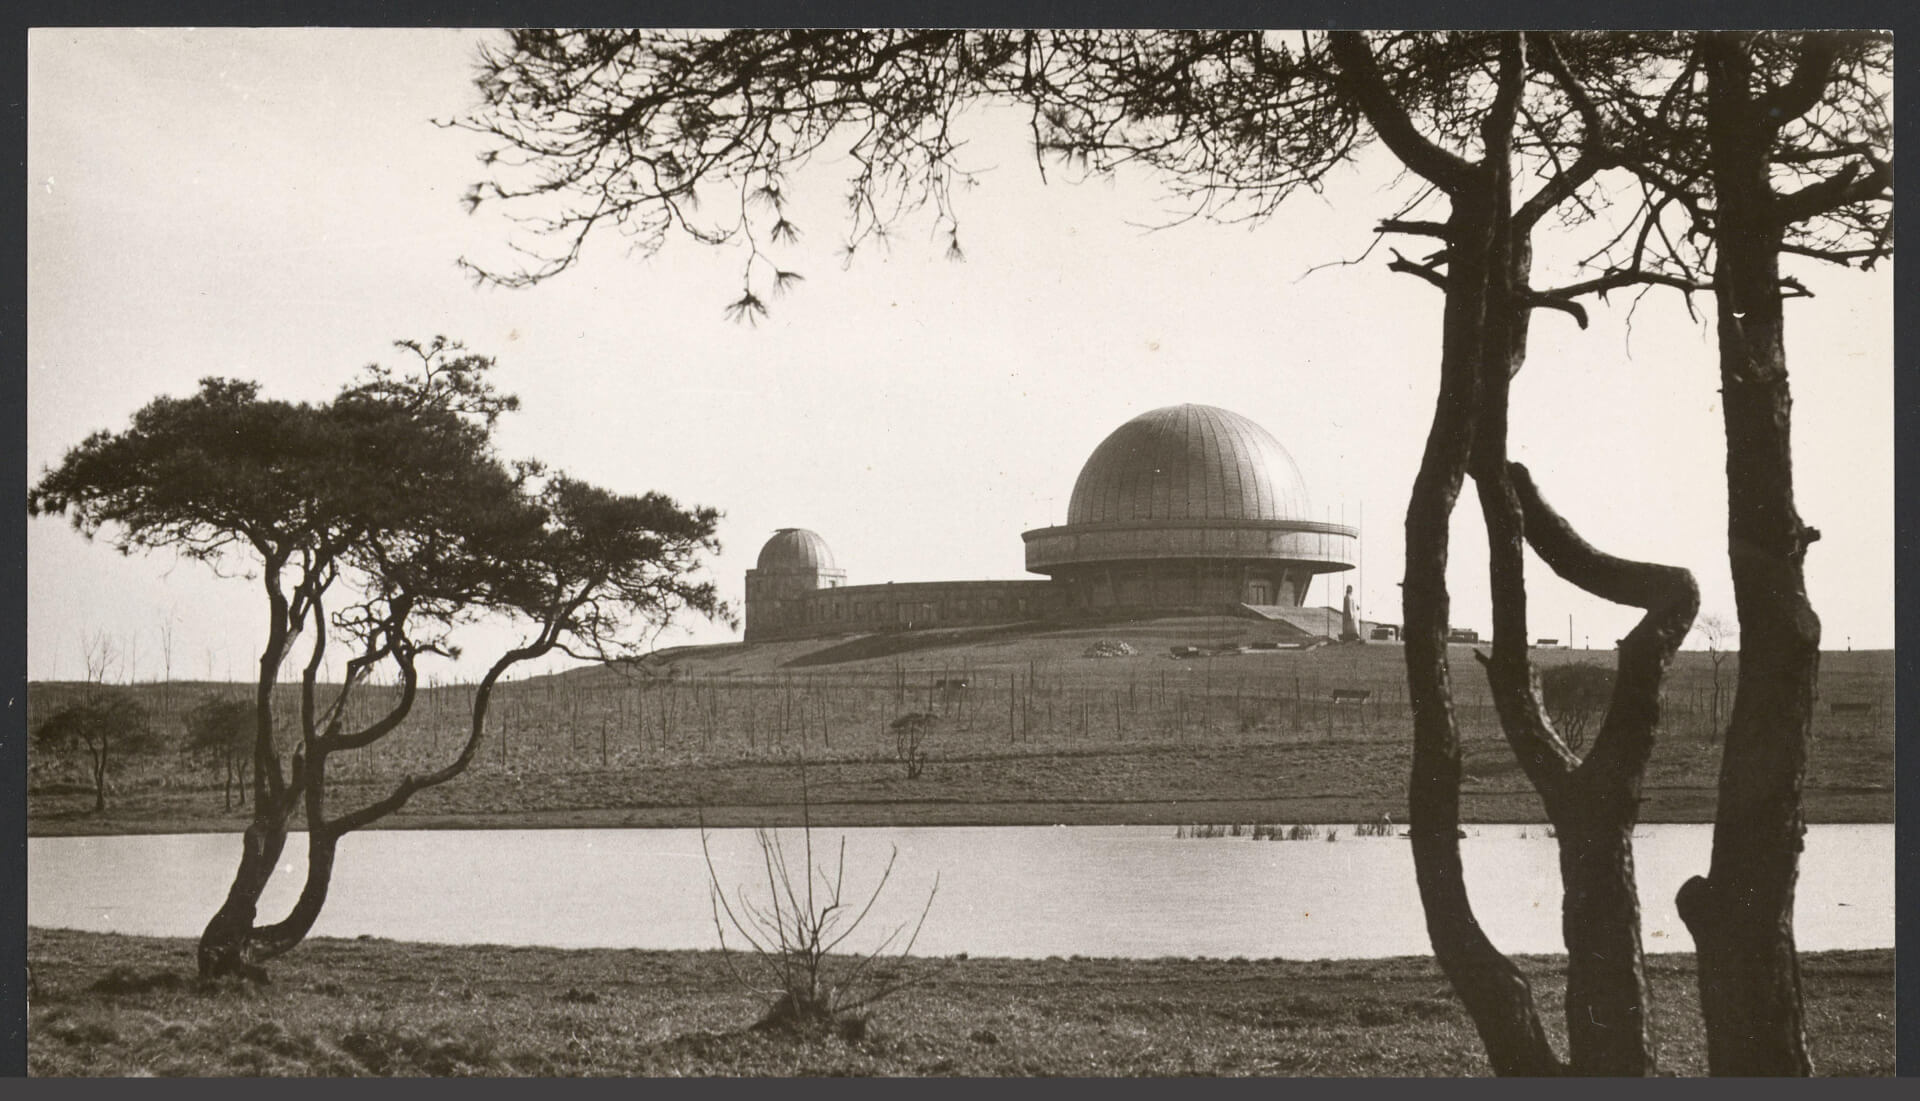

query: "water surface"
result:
(27, 824), (1892, 960)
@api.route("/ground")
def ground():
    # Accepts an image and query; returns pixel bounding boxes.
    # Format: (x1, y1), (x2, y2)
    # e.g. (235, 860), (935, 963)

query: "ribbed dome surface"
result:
(756, 528), (836, 570)
(1066, 405), (1312, 525)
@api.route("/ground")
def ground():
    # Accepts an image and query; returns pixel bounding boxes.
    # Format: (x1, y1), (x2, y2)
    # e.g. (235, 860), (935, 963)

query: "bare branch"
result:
(1387, 247), (1448, 291)
(1327, 32), (1478, 194)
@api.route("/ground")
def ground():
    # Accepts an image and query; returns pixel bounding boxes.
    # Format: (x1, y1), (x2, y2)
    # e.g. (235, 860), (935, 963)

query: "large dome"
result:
(756, 528), (836, 570)
(1066, 404), (1312, 526)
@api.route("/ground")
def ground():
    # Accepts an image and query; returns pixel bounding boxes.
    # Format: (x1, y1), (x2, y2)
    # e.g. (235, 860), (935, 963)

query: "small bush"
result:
(1540, 663), (1615, 752)
(889, 713), (936, 780)
(703, 801), (939, 1039)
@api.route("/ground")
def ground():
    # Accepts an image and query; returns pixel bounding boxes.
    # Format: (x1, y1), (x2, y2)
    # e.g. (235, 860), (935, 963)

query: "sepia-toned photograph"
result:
(20, 27), (1895, 1076)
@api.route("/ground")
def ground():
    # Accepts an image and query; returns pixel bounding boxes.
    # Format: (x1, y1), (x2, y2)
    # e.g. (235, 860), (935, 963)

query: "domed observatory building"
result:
(1022, 404), (1357, 613)
(743, 528), (845, 641)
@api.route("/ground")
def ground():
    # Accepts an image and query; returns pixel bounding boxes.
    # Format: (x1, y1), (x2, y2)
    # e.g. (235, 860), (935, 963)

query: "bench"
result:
(1330, 689), (1370, 705)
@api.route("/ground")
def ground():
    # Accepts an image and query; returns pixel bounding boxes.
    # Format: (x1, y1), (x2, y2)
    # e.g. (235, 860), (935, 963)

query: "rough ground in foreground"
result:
(27, 928), (1895, 1077)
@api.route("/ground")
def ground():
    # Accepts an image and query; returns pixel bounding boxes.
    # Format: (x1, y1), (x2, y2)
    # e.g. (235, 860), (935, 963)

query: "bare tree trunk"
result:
(1339, 32), (1689, 1074)
(1329, 31), (1563, 1076)
(228, 626), (560, 972)
(198, 565), (299, 980)
(1493, 467), (1697, 1075)
(1675, 33), (1819, 1076)
(249, 754), (340, 964)
(197, 818), (290, 982)
(1400, 193), (1564, 1078)
(1465, 167), (1697, 1069)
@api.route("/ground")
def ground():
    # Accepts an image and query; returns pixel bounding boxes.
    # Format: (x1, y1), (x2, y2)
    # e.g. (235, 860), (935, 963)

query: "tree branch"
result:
(1773, 156), (1891, 227)
(1327, 32), (1478, 195)
(1509, 463), (1698, 785)
(1387, 247), (1449, 291)
(1515, 34), (1614, 231)
(1377, 218), (1451, 239)
(1755, 33), (1842, 129)
(1539, 268), (1711, 300)
(1520, 290), (1589, 329)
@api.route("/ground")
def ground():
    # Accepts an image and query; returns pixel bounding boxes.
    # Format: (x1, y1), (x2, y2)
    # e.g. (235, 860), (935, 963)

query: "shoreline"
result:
(27, 788), (1894, 837)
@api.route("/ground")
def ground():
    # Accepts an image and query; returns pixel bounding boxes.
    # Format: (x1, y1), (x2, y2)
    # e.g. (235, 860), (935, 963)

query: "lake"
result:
(27, 824), (1893, 960)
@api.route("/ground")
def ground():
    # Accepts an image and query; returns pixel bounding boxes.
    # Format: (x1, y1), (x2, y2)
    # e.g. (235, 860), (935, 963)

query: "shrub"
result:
(889, 712), (935, 779)
(1540, 662), (1615, 752)
(701, 803), (938, 1038)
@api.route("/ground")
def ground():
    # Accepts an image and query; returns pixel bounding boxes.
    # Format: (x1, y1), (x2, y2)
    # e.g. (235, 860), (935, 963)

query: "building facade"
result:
(743, 404), (1359, 643)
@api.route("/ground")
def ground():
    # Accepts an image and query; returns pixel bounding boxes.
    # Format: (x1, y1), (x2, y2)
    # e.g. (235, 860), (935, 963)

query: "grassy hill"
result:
(26, 615), (1894, 834)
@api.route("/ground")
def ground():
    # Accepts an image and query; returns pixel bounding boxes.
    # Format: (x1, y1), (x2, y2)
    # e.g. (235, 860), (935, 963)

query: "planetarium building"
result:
(743, 404), (1359, 643)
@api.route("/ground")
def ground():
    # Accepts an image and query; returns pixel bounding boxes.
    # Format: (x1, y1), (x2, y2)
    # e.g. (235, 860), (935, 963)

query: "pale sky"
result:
(25, 28), (1895, 683)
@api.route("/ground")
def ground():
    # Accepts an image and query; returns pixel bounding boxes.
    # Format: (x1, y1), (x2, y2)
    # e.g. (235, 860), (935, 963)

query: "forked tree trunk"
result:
(1400, 189), (1565, 1078)
(1674, 34), (1818, 1076)
(1330, 30), (1564, 1075)
(199, 632), (552, 978)
(1494, 465), (1697, 1076)
(199, 572), (299, 980)
(1469, 193), (1696, 1073)
(197, 818), (292, 981)
(1344, 31), (1690, 1073)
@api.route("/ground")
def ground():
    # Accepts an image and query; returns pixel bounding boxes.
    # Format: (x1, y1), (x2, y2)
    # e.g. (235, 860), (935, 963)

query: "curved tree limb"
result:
(1774, 156), (1891, 227)
(1476, 460), (1697, 1075)
(1515, 34), (1613, 231)
(1327, 32), (1478, 195)
(1510, 463), (1699, 787)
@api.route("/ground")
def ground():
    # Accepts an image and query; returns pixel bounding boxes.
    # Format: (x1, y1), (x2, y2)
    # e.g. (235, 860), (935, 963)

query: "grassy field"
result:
(25, 928), (1895, 1076)
(27, 619), (1895, 834)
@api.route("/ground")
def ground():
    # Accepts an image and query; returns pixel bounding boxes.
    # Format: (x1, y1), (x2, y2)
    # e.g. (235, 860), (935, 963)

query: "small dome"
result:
(1066, 404), (1312, 525)
(756, 528), (836, 570)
